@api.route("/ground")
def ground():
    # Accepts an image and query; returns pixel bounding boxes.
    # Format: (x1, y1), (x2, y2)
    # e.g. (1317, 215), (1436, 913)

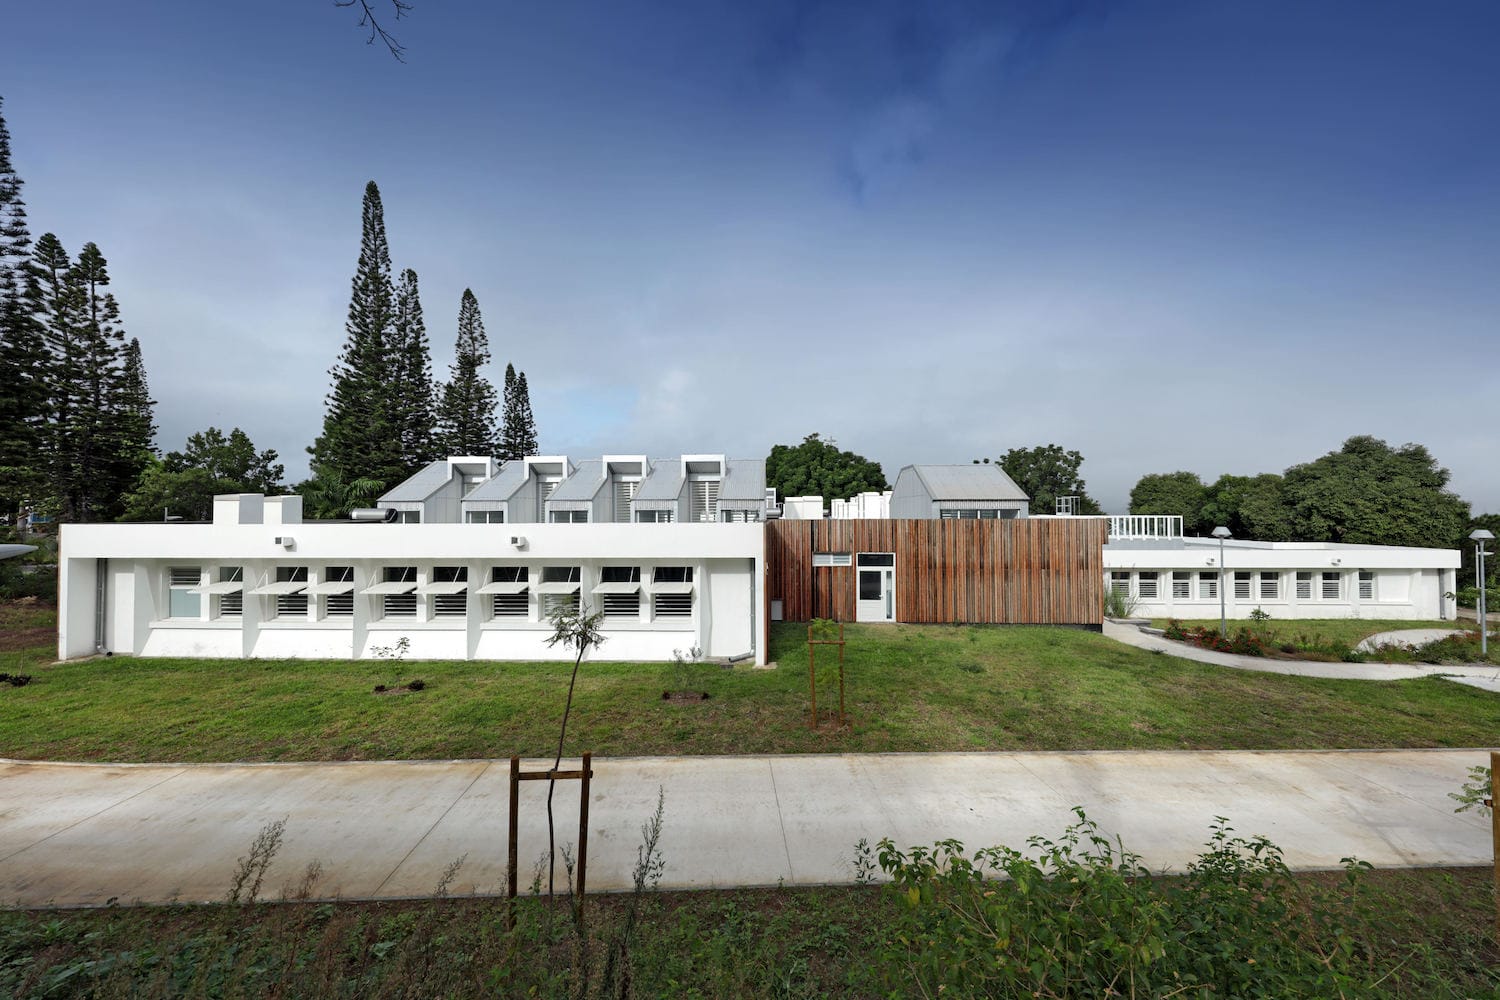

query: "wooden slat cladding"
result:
(765, 519), (1105, 626)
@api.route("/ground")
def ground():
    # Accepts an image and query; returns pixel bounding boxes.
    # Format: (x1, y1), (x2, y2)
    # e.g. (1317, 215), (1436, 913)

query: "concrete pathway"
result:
(1356, 628), (1467, 653)
(1104, 620), (1500, 691)
(0, 750), (1491, 908)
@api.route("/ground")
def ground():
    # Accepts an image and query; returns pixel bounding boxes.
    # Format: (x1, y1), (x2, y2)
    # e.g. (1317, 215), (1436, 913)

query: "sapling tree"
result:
(543, 601), (606, 899)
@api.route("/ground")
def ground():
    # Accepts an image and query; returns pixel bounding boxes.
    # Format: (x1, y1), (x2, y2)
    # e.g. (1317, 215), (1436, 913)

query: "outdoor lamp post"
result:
(1212, 526), (1232, 638)
(1472, 529), (1494, 657)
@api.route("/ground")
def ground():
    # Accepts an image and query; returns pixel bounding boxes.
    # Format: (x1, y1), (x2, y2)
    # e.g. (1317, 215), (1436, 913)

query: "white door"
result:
(855, 553), (895, 622)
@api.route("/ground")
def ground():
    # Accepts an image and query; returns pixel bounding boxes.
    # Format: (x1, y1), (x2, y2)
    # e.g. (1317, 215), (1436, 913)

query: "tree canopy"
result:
(121, 427), (284, 521)
(1282, 436), (1468, 547)
(765, 433), (887, 501)
(1127, 471), (1207, 524)
(988, 444), (1101, 515)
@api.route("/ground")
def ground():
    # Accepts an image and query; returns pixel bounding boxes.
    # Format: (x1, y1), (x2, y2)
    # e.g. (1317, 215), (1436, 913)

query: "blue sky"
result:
(5, 1), (1498, 514)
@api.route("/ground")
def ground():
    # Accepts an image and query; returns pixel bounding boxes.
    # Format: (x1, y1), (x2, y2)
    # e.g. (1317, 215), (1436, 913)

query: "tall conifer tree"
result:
(435, 289), (498, 456)
(65, 242), (129, 520)
(0, 97), (48, 522)
(499, 362), (538, 459)
(310, 181), (403, 487)
(113, 337), (157, 495)
(388, 267), (437, 472)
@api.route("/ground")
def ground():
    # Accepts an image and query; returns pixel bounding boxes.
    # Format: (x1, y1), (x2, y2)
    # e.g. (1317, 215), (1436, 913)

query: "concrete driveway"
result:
(0, 750), (1492, 907)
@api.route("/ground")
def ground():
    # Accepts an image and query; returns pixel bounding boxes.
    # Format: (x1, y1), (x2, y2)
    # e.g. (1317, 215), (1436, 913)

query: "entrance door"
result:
(856, 553), (895, 622)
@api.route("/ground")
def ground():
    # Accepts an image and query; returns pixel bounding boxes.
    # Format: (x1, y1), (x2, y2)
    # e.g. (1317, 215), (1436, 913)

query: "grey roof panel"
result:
(463, 462), (526, 502)
(633, 459), (684, 502)
(379, 460), (452, 504)
(548, 460), (605, 502)
(910, 464), (1029, 502)
(718, 458), (767, 502)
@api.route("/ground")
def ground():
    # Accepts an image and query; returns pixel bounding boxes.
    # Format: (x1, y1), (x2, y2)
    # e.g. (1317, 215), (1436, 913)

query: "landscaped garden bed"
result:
(1152, 616), (1496, 665)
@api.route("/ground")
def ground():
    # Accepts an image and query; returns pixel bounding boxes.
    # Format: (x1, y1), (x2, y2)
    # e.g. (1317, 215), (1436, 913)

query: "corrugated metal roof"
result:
(548, 460), (605, 502)
(463, 463), (526, 502)
(633, 459), (684, 502)
(378, 460), (451, 504)
(718, 458), (767, 503)
(906, 464), (1029, 501)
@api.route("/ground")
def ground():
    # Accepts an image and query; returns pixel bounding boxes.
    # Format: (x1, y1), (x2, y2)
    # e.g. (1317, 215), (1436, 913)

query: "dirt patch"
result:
(0, 624), (53, 653)
(662, 690), (711, 703)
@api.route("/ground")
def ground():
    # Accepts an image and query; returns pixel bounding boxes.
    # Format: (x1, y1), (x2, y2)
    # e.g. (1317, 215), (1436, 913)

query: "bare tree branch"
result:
(334, 0), (413, 62)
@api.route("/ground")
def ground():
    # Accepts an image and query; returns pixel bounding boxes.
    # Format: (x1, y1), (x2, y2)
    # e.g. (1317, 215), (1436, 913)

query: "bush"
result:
(1162, 618), (1186, 641)
(875, 810), (1387, 998)
(1103, 588), (1138, 619)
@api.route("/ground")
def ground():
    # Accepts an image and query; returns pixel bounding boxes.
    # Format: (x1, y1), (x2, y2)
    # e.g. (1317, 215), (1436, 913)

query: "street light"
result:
(1472, 529), (1494, 657)
(1212, 526), (1232, 638)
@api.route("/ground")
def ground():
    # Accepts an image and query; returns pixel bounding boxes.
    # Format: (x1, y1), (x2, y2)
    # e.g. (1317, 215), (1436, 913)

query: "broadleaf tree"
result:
(765, 433), (887, 501)
(121, 427), (283, 522)
(1127, 471), (1208, 528)
(988, 444), (1101, 515)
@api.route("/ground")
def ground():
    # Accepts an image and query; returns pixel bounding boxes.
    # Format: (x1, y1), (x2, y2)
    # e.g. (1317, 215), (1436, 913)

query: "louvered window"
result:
(600, 565), (642, 619)
(1321, 572), (1341, 600)
(541, 565), (581, 618)
(1295, 572), (1313, 600)
(168, 567), (202, 618)
(1259, 572), (1279, 600)
(813, 553), (852, 568)
(1198, 572), (1217, 599)
(722, 509), (760, 523)
(536, 477), (561, 520)
(325, 566), (354, 617)
(1172, 572), (1191, 599)
(1233, 572), (1252, 600)
(466, 511), (505, 524)
(383, 566), (418, 619)
(218, 567), (243, 617)
(1137, 572), (1159, 599)
(613, 478), (638, 523)
(637, 509), (674, 523)
(1358, 571), (1374, 600)
(489, 566), (529, 618)
(655, 594), (692, 617)
(276, 567), (309, 618)
(431, 566), (468, 617)
(690, 479), (720, 522)
(1110, 572), (1130, 595)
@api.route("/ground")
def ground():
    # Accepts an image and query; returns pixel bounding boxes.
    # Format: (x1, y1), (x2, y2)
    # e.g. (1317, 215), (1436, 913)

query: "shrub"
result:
(1162, 618), (1186, 641)
(874, 810), (1386, 998)
(1103, 588), (1138, 619)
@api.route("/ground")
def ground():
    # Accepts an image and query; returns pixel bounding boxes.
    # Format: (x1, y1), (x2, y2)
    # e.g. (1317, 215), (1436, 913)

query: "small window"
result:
(1198, 572), (1217, 600)
(325, 566), (354, 617)
(168, 566), (202, 619)
(218, 567), (243, 617)
(812, 553), (853, 568)
(431, 566), (468, 618)
(489, 566), (529, 619)
(613, 478), (639, 523)
(1358, 571), (1374, 601)
(976, 509), (999, 520)
(1110, 571), (1130, 596)
(637, 509), (675, 523)
(999, 509), (1018, 520)
(602, 593), (639, 618)
(549, 509), (589, 524)
(1295, 572), (1313, 600)
(1171, 571), (1191, 599)
(690, 479), (720, 522)
(541, 565), (581, 617)
(466, 510), (505, 524)
(394, 510), (420, 524)
(939, 509), (959, 520)
(382, 566), (418, 619)
(599, 566), (642, 618)
(1259, 572), (1279, 600)
(722, 509), (761, 523)
(652, 566), (694, 584)
(857, 553), (895, 567)
(1137, 571), (1159, 599)
(655, 594), (692, 617)
(1321, 572), (1341, 600)
(1233, 572), (1252, 601)
(276, 566), (309, 619)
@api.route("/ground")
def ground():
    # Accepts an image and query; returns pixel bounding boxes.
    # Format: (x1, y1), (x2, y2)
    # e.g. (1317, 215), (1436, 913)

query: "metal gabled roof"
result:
(633, 458), (685, 502)
(462, 462), (527, 502)
(548, 460), (605, 502)
(718, 458), (767, 504)
(378, 460), (452, 504)
(904, 464), (1029, 502)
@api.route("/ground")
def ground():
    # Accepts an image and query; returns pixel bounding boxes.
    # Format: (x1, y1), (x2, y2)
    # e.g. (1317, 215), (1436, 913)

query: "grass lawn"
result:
(1, 868), (1494, 998)
(4, 603), (1500, 761)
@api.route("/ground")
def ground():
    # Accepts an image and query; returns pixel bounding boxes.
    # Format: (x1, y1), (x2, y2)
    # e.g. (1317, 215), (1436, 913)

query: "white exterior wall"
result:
(1103, 540), (1460, 621)
(59, 521), (765, 665)
(781, 497), (825, 520)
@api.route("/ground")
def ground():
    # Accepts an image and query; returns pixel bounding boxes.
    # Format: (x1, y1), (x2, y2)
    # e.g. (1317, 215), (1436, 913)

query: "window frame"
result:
(167, 566), (203, 620)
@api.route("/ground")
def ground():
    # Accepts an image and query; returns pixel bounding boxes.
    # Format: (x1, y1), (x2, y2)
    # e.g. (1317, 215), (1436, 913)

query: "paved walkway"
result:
(1104, 620), (1500, 692)
(0, 751), (1491, 908)
(1356, 628), (1469, 653)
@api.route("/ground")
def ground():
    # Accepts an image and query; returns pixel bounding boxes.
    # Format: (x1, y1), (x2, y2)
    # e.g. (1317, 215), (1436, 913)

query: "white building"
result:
(58, 491), (766, 664)
(1100, 519), (1459, 621)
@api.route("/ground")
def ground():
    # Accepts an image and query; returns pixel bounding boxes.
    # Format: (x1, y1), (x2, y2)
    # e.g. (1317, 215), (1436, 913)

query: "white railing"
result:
(1108, 515), (1183, 540)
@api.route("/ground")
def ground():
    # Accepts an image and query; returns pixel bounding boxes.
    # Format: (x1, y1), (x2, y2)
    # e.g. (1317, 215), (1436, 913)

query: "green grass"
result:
(4, 608), (1500, 761)
(0, 868), (1493, 999)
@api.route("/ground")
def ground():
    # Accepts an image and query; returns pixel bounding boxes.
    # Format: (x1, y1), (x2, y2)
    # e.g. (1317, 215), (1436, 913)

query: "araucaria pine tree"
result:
(309, 181), (405, 488)
(513, 368), (538, 457)
(387, 267), (438, 473)
(113, 337), (157, 489)
(498, 363), (524, 461)
(436, 289), (498, 456)
(0, 97), (49, 522)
